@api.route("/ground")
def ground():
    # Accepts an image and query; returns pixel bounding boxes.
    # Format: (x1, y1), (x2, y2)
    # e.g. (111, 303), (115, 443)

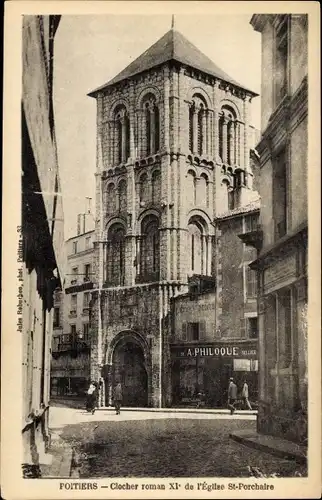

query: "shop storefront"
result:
(170, 341), (258, 408)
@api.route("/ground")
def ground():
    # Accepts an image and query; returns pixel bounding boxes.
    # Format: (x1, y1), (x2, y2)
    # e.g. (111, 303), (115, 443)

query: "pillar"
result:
(192, 105), (198, 154)
(202, 108), (207, 156)
(222, 116), (228, 164)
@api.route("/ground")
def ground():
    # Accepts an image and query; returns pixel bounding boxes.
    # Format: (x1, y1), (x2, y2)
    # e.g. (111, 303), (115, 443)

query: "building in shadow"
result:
(21, 15), (64, 476)
(249, 14), (308, 443)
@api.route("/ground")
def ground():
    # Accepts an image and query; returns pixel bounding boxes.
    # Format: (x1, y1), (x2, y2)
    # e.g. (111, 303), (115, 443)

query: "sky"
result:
(53, 14), (261, 240)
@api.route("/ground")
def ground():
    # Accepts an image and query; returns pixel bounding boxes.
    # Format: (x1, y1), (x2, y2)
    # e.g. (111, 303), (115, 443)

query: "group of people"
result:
(86, 378), (252, 415)
(86, 381), (123, 415)
(228, 377), (252, 414)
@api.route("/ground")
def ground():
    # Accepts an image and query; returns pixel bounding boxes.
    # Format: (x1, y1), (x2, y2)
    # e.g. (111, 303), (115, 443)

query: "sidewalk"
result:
(230, 429), (307, 464)
(96, 406), (257, 416)
(40, 431), (75, 478)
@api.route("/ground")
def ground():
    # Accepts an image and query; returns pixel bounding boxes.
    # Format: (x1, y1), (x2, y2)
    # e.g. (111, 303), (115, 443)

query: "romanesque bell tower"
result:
(88, 23), (257, 408)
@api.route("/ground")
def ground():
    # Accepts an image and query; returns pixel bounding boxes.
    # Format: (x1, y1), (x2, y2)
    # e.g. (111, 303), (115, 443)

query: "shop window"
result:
(248, 317), (258, 338)
(273, 148), (287, 240)
(246, 266), (257, 299)
(53, 307), (60, 328)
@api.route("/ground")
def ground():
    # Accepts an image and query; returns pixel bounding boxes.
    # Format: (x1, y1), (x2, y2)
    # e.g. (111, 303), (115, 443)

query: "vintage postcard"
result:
(1, 1), (321, 499)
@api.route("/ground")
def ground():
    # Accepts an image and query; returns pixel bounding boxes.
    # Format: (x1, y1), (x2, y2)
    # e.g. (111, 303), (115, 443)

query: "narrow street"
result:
(49, 407), (306, 478)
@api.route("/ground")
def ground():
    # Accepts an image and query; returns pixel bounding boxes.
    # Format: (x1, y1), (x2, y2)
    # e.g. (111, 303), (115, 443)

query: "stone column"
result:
(129, 83), (136, 160)
(222, 116), (228, 164)
(243, 97), (251, 171)
(229, 121), (235, 165)
(207, 111), (212, 158)
(163, 66), (170, 152)
(120, 112), (127, 163)
(202, 109), (207, 156)
(192, 104), (198, 154)
(150, 104), (156, 154)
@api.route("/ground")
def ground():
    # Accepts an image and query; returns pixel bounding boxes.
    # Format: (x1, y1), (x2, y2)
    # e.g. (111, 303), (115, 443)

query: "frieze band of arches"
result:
(103, 212), (213, 286)
(103, 88), (247, 168)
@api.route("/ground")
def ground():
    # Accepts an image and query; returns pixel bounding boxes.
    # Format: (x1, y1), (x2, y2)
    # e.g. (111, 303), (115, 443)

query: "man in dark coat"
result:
(228, 377), (237, 415)
(113, 382), (123, 415)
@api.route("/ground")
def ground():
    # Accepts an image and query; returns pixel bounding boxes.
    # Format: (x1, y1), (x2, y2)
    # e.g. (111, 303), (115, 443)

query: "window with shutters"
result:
(187, 322), (200, 341)
(246, 266), (257, 299)
(53, 307), (60, 328)
(248, 317), (258, 338)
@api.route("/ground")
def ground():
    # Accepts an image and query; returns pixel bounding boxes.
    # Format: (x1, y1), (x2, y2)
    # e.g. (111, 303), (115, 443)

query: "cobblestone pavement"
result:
(50, 407), (306, 478)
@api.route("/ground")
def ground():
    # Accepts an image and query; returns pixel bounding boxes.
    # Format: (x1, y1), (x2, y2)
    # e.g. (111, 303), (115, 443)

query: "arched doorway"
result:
(112, 338), (149, 407)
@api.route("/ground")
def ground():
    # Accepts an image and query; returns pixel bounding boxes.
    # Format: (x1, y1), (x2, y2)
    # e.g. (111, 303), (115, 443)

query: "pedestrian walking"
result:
(113, 381), (123, 415)
(241, 380), (252, 410)
(228, 377), (237, 415)
(86, 381), (98, 414)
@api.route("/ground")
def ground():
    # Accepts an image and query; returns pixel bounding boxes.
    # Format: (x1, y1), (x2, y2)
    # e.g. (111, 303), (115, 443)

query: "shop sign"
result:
(172, 345), (257, 359)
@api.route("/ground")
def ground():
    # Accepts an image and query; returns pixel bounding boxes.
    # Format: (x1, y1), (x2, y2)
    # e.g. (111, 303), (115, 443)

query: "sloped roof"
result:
(88, 28), (257, 97)
(216, 197), (261, 221)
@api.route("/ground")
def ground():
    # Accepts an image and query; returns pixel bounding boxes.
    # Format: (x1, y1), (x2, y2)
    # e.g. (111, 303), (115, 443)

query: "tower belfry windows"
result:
(189, 95), (208, 157)
(143, 95), (160, 157)
(219, 106), (238, 166)
(113, 106), (130, 165)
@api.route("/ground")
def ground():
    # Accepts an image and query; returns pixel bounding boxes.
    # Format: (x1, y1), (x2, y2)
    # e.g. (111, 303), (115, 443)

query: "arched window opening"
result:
(151, 170), (161, 204)
(139, 173), (149, 205)
(118, 179), (127, 212)
(219, 106), (237, 166)
(140, 215), (160, 281)
(106, 223), (126, 286)
(114, 106), (130, 165)
(198, 105), (204, 156)
(189, 105), (194, 152)
(198, 174), (208, 206)
(142, 94), (160, 156)
(188, 95), (208, 156)
(187, 170), (196, 206)
(106, 183), (116, 215)
(188, 221), (204, 275)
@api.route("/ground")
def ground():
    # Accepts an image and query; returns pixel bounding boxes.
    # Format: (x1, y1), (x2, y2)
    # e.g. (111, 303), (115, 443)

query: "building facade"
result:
(249, 14), (308, 443)
(88, 25), (259, 407)
(22, 15), (64, 476)
(50, 215), (94, 401)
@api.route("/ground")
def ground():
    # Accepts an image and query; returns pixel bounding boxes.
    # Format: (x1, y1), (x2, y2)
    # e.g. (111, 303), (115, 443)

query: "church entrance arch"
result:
(108, 331), (150, 407)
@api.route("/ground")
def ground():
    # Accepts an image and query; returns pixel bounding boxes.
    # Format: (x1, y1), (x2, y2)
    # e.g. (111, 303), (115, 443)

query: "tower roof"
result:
(88, 28), (257, 97)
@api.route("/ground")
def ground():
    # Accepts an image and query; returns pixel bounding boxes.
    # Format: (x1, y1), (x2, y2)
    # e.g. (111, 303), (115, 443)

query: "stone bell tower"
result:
(88, 22), (257, 407)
